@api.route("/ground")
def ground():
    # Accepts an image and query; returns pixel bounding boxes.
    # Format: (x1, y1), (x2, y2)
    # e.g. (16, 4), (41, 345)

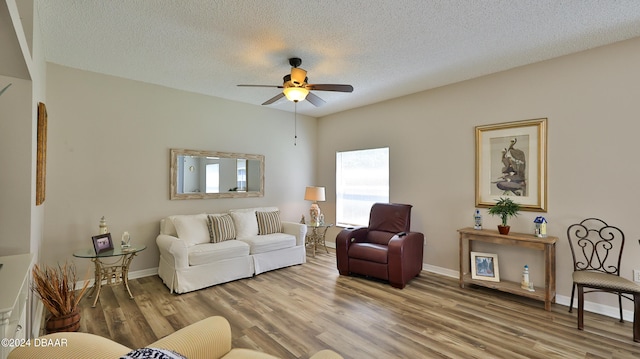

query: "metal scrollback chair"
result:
(567, 218), (640, 342)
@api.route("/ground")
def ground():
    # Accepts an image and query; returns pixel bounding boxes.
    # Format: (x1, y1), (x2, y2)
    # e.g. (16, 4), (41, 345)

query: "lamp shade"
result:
(304, 186), (325, 202)
(283, 86), (309, 102)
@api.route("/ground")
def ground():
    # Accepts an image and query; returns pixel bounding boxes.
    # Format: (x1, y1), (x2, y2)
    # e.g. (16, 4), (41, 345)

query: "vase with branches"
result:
(31, 262), (90, 333)
(487, 197), (521, 235)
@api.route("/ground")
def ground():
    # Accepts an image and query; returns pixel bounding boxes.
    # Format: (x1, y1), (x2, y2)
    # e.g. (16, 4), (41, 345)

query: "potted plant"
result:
(31, 262), (90, 333)
(487, 197), (521, 235)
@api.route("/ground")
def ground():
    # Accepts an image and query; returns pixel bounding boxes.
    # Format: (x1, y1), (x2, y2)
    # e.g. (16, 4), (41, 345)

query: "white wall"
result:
(0, 75), (32, 255)
(317, 36), (640, 311)
(43, 64), (316, 274)
(0, 0), (46, 259)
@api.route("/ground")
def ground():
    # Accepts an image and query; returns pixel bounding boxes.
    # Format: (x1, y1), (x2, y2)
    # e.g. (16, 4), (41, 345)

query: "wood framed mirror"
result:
(170, 149), (264, 199)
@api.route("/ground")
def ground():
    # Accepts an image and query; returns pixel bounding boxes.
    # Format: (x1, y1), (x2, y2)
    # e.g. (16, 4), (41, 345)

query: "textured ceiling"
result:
(36, 1), (640, 117)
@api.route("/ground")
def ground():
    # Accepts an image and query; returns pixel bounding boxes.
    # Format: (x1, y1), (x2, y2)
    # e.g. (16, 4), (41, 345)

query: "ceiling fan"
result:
(238, 57), (353, 107)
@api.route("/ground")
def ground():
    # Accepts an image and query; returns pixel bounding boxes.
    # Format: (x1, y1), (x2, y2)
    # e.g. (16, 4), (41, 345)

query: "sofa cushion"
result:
(188, 240), (250, 266)
(208, 214), (236, 243)
(173, 214), (209, 246)
(256, 211), (282, 235)
(229, 207), (279, 239)
(238, 233), (296, 255)
(229, 210), (259, 239)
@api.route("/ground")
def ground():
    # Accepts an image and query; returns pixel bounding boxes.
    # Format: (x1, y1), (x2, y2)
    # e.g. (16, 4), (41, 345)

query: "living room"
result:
(2, 1), (640, 358)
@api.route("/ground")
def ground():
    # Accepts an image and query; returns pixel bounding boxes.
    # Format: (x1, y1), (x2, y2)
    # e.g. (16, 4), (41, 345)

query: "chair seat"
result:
(348, 243), (388, 264)
(573, 271), (640, 293)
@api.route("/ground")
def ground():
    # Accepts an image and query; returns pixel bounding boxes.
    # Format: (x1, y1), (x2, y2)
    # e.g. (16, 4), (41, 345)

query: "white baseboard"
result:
(422, 263), (635, 322)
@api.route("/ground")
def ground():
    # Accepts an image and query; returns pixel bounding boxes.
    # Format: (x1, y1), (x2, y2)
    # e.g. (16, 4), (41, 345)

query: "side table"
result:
(306, 223), (333, 257)
(73, 245), (146, 307)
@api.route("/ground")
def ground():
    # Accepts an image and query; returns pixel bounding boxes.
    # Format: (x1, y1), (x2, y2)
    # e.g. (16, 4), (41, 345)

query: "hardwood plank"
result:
(74, 250), (640, 358)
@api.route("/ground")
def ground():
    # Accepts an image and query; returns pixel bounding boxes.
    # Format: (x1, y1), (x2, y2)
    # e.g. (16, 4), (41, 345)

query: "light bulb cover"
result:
(283, 87), (309, 102)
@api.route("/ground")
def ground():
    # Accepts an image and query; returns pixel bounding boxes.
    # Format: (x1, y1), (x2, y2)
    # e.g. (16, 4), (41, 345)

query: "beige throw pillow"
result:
(172, 214), (209, 246)
(256, 211), (282, 235)
(207, 214), (236, 243)
(229, 210), (259, 239)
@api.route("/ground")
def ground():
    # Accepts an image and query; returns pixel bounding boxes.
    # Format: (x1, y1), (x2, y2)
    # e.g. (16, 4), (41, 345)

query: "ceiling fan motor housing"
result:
(289, 57), (302, 68)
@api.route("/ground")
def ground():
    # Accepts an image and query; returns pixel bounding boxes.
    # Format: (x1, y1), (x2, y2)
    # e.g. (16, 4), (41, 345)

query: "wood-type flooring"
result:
(76, 251), (640, 358)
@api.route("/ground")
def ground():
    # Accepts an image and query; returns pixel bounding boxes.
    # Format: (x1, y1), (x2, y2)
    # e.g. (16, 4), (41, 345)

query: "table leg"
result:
(459, 234), (465, 288)
(122, 252), (137, 299)
(91, 258), (102, 308)
(321, 227), (329, 254)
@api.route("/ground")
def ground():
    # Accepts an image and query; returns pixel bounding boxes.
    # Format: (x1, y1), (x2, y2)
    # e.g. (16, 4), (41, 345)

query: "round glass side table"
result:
(73, 245), (146, 307)
(305, 223), (333, 257)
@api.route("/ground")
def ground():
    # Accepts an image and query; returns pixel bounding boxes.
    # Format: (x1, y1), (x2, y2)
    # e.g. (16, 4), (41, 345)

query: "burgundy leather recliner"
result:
(336, 203), (424, 289)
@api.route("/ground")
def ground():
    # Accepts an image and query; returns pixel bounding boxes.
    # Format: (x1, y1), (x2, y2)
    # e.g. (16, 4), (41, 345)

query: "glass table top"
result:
(73, 245), (146, 258)
(307, 223), (333, 228)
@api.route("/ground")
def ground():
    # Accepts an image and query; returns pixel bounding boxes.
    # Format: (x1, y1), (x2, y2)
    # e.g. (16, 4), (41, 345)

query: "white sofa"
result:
(156, 207), (307, 293)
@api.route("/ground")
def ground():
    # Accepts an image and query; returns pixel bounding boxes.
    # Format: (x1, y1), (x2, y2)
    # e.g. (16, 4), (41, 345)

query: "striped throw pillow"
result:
(256, 211), (282, 235)
(207, 214), (236, 243)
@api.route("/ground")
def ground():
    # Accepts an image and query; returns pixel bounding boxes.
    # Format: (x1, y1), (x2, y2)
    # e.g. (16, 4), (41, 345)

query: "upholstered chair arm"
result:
(282, 221), (307, 246)
(150, 316), (232, 359)
(336, 227), (368, 275)
(388, 232), (425, 288)
(156, 234), (189, 269)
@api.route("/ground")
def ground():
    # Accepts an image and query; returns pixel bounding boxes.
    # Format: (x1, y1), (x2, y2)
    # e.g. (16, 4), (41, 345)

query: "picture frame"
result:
(471, 251), (500, 282)
(36, 102), (48, 206)
(475, 118), (547, 212)
(92, 233), (114, 254)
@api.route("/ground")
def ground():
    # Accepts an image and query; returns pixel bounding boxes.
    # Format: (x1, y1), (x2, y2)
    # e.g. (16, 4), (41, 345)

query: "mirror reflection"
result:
(170, 149), (264, 199)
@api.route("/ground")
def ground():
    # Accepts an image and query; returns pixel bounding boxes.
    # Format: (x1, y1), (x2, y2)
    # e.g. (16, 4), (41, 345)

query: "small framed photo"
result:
(92, 233), (114, 254)
(471, 252), (500, 282)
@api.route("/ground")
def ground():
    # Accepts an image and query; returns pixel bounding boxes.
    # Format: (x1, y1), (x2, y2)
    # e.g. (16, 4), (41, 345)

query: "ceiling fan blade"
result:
(305, 92), (326, 107)
(262, 92), (285, 105)
(306, 84), (353, 92)
(238, 84), (283, 88)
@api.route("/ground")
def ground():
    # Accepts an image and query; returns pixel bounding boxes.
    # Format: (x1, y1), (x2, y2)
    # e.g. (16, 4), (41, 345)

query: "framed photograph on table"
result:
(92, 233), (113, 254)
(471, 252), (500, 282)
(475, 118), (547, 212)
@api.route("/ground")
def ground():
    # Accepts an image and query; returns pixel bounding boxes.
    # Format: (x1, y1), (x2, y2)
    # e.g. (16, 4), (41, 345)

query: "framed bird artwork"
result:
(475, 118), (547, 212)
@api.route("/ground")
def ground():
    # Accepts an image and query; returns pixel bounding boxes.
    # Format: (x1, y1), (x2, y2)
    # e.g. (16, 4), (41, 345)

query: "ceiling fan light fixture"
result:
(283, 86), (309, 102)
(291, 67), (307, 86)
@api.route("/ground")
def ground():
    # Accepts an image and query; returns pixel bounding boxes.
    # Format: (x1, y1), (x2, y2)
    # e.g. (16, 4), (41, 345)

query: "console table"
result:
(458, 228), (557, 311)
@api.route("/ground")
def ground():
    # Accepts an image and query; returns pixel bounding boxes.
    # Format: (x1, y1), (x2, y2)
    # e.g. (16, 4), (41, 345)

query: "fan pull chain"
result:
(294, 101), (298, 146)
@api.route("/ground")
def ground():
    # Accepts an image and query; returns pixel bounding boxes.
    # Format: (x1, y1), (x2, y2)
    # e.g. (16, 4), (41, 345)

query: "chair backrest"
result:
(366, 203), (412, 245)
(567, 218), (624, 276)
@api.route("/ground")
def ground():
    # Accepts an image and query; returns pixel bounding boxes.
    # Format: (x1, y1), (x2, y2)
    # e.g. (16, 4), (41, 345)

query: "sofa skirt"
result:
(159, 254), (255, 293)
(252, 245), (306, 275)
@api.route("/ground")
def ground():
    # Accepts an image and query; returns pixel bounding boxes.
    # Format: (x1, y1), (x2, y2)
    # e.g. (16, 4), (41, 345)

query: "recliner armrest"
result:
(387, 231), (425, 288)
(336, 226), (368, 275)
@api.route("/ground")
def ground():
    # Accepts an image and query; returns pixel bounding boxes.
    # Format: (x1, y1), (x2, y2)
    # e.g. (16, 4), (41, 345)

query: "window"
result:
(336, 147), (389, 227)
(236, 159), (247, 191)
(205, 163), (219, 193)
